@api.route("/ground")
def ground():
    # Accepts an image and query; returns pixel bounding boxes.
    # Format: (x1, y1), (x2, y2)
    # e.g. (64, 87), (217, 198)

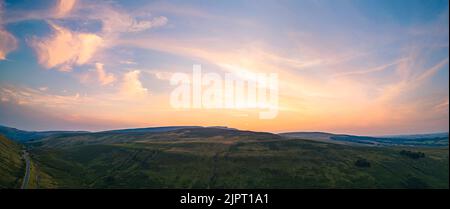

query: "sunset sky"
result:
(0, 0), (448, 135)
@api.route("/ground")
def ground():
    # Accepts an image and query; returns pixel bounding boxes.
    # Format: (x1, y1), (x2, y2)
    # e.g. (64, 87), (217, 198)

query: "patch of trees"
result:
(400, 150), (425, 159)
(354, 159), (371, 167)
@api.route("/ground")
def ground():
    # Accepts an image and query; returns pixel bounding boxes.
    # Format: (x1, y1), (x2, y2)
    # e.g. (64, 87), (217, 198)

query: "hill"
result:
(0, 125), (88, 142)
(26, 127), (449, 189)
(4, 124), (446, 147)
(0, 135), (24, 188)
(101, 126), (202, 134)
(28, 127), (283, 148)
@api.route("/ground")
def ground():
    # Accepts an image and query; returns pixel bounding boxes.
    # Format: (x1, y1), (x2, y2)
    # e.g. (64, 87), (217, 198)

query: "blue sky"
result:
(0, 0), (448, 135)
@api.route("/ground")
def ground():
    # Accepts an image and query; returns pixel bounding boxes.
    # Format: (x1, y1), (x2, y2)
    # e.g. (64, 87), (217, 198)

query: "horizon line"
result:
(1, 124), (448, 138)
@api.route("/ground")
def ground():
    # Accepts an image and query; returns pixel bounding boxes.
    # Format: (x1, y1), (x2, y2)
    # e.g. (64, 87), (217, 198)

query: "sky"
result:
(0, 0), (448, 135)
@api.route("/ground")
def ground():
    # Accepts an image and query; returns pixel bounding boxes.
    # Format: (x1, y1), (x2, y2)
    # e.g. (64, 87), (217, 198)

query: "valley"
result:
(0, 126), (448, 189)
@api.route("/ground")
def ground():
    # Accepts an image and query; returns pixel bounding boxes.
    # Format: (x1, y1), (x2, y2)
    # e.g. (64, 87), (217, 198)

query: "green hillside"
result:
(28, 128), (449, 189)
(0, 135), (24, 188)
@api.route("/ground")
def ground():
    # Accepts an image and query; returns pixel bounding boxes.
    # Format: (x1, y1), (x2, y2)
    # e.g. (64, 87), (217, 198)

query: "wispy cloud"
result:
(377, 57), (449, 103)
(0, 2), (17, 60)
(332, 58), (408, 77)
(82, 1), (168, 34)
(146, 70), (174, 81)
(434, 98), (449, 111)
(54, 0), (77, 18)
(0, 28), (17, 60)
(119, 60), (137, 65)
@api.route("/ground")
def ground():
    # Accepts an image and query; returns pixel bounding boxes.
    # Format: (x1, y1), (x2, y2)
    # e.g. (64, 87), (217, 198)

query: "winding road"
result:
(20, 150), (30, 189)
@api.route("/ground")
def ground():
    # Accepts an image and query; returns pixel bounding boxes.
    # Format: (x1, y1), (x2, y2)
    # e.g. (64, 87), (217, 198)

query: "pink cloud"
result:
(0, 28), (17, 60)
(54, 0), (77, 18)
(95, 63), (116, 85)
(30, 23), (103, 71)
(120, 70), (148, 97)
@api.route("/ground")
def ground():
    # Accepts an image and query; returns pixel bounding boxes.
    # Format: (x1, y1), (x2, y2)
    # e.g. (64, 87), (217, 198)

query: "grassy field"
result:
(0, 135), (24, 188)
(25, 158), (57, 189)
(28, 131), (449, 189)
(1, 127), (447, 189)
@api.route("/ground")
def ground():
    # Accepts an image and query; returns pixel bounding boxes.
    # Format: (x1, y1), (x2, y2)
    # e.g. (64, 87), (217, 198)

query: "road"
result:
(20, 150), (31, 189)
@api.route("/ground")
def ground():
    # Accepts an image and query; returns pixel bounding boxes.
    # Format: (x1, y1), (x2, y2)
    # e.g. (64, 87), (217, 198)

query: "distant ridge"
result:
(101, 126), (202, 134)
(280, 131), (449, 147)
(377, 132), (449, 139)
(1, 124), (448, 147)
(0, 125), (204, 142)
(0, 125), (237, 143)
(0, 125), (88, 142)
